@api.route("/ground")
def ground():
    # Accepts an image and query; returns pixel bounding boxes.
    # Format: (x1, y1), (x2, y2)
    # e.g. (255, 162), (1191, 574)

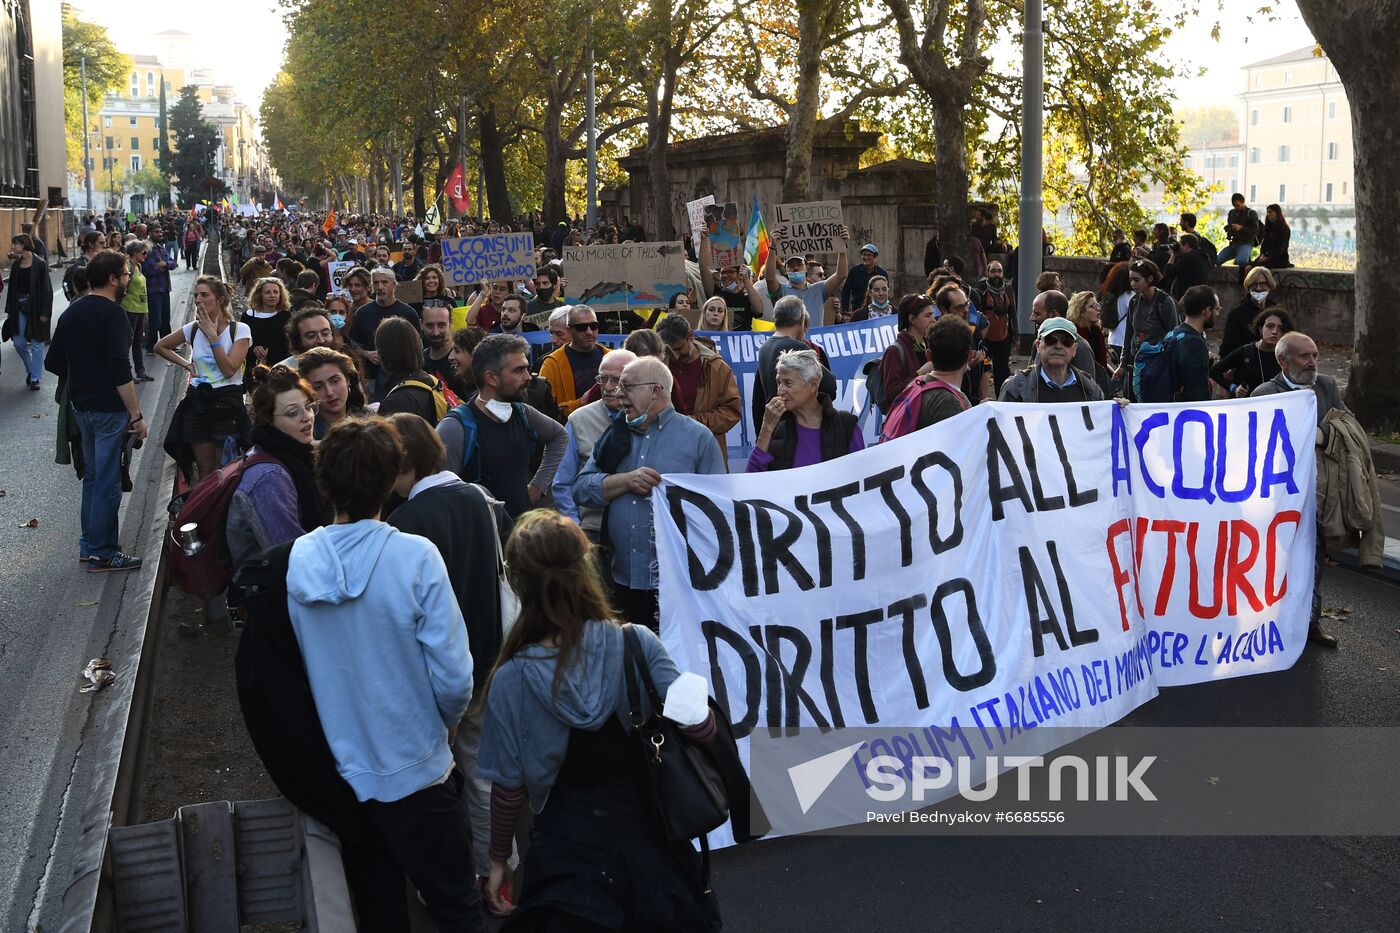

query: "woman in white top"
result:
(155, 275), (253, 481)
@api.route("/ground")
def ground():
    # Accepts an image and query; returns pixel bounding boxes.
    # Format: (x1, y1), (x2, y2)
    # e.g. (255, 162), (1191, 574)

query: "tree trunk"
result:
(782, 1), (826, 202)
(412, 134), (426, 218)
(1294, 1), (1400, 430)
(542, 86), (569, 227)
(930, 91), (971, 263)
(644, 61), (679, 240)
(478, 105), (514, 224)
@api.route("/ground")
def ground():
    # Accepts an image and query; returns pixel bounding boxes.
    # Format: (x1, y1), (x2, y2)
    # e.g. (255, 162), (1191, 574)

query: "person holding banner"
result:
(553, 350), (637, 539)
(749, 349), (863, 472)
(573, 356), (726, 630)
(765, 241), (849, 327)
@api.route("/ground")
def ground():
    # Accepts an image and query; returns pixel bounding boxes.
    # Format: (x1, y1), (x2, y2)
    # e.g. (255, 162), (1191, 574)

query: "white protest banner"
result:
(326, 260), (354, 295)
(563, 241), (687, 311)
(771, 200), (845, 257)
(439, 232), (536, 287)
(687, 195), (715, 246)
(654, 393), (1317, 841)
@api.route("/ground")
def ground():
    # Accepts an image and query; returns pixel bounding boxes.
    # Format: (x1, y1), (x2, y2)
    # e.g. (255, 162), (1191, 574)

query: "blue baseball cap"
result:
(860, 243), (879, 255)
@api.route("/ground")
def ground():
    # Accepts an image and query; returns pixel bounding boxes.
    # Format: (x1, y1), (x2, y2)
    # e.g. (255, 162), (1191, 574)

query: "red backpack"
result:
(165, 453), (277, 599)
(878, 376), (968, 443)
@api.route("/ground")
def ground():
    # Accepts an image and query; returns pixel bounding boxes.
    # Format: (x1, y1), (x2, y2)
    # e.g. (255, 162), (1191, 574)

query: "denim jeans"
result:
(1217, 243), (1253, 266)
(13, 311), (46, 382)
(74, 408), (129, 559)
(145, 291), (172, 348)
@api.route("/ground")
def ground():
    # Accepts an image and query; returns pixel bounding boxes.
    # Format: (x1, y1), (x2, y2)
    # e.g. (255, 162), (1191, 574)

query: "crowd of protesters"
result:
(23, 197), (1358, 931)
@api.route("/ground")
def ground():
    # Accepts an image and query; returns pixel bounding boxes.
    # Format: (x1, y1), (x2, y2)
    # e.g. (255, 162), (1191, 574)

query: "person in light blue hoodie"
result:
(287, 416), (485, 933)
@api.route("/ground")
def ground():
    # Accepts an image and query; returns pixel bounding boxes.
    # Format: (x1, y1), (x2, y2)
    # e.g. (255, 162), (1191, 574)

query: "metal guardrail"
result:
(54, 237), (241, 932)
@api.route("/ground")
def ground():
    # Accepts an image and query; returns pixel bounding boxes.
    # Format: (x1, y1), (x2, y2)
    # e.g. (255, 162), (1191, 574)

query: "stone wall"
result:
(1044, 256), (1356, 347)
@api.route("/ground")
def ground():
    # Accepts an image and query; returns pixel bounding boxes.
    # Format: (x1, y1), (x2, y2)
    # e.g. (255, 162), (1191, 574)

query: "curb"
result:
(1369, 439), (1400, 476)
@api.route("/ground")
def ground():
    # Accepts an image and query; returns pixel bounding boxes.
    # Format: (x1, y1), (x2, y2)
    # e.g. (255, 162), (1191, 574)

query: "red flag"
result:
(446, 161), (471, 214)
(322, 209), (336, 235)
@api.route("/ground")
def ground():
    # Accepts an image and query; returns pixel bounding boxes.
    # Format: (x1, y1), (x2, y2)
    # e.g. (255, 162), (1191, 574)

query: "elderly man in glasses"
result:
(552, 349), (638, 541)
(999, 316), (1106, 403)
(574, 356), (727, 631)
(538, 303), (609, 416)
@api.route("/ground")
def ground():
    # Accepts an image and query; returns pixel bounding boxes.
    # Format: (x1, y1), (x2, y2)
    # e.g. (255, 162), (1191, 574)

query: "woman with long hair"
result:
(1210, 307), (1293, 397)
(1098, 260), (1132, 366)
(155, 276), (253, 480)
(242, 276), (293, 383)
(298, 346), (367, 439)
(226, 365), (325, 568)
(476, 510), (721, 930)
(699, 296), (729, 331)
(1067, 290), (1108, 369)
(1118, 259), (1178, 398)
(1252, 203), (1292, 270)
(847, 274), (893, 322)
(4, 233), (53, 390)
(413, 263), (456, 316)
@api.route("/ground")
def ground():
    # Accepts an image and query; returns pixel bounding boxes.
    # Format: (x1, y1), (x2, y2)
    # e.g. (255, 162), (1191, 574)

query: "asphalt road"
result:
(0, 263), (198, 932)
(709, 563), (1400, 931)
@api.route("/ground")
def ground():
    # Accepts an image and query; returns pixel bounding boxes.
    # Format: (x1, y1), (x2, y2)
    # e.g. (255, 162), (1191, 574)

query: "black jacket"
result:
(1220, 295), (1277, 359)
(3, 257), (54, 342)
(387, 480), (509, 691)
(1257, 220), (1291, 268)
(1225, 206), (1262, 247)
(765, 396), (858, 471)
(231, 543), (368, 843)
(1161, 249), (1210, 300)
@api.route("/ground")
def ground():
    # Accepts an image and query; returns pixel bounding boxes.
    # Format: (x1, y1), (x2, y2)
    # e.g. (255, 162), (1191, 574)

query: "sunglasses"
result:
(1040, 332), (1076, 347)
(571, 321), (600, 332)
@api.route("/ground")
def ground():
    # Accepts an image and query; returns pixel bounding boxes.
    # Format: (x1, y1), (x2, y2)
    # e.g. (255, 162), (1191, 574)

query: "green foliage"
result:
(169, 87), (226, 208)
(61, 11), (129, 178)
(1176, 105), (1238, 148)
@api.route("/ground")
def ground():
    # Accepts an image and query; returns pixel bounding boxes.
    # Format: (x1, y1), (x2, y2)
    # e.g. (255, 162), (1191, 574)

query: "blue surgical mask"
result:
(720, 280), (740, 293)
(626, 396), (654, 430)
(871, 298), (890, 309)
(788, 271), (806, 285)
(329, 313), (346, 330)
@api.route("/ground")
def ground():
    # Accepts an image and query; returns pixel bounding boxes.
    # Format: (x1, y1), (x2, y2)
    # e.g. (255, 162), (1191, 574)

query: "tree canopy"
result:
(61, 10), (129, 180)
(169, 87), (226, 208)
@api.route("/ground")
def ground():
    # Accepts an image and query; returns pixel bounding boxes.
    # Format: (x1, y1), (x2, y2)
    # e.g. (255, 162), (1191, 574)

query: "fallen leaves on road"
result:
(1206, 776), (1220, 785)
(80, 657), (115, 693)
(18, 518), (38, 528)
(77, 599), (98, 607)
(0, 489), (7, 497)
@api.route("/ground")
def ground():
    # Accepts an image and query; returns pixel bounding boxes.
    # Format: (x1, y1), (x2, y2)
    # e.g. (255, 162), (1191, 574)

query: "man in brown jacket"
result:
(656, 313), (741, 459)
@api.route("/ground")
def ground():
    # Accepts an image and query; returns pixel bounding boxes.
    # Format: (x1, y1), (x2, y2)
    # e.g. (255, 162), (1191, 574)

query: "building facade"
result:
(81, 30), (274, 213)
(1184, 142), (1244, 210)
(1, 0), (67, 246)
(1240, 46), (1354, 209)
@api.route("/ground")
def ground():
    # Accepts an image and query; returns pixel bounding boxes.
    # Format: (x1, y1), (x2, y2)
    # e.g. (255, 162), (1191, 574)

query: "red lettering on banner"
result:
(1227, 520), (1266, 615)
(1186, 522), (1228, 619)
(1150, 520), (1188, 617)
(1106, 520), (1134, 632)
(1265, 510), (1302, 605)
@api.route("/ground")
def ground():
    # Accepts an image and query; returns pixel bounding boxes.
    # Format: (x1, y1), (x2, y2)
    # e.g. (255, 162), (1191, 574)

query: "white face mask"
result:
(1250, 290), (1270, 304)
(484, 399), (514, 422)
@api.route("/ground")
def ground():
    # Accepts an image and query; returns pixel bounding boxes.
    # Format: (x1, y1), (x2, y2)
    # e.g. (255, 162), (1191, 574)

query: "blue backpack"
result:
(1132, 325), (1187, 403)
(444, 401), (540, 480)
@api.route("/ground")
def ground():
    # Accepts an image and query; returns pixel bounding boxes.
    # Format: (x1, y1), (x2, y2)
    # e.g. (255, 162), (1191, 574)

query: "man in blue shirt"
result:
(553, 349), (636, 539)
(574, 356), (726, 630)
(842, 243), (889, 316)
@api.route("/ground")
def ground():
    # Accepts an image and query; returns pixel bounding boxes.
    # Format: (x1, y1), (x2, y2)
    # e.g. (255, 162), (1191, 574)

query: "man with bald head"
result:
(1253, 330), (1348, 649)
(574, 356), (726, 630)
(553, 349), (637, 539)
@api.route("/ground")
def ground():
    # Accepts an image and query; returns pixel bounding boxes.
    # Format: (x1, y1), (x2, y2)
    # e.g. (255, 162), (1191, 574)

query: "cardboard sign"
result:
(687, 195), (715, 246)
(704, 202), (743, 270)
(396, 278), (423, 305)
(439, 233), (536, 286)
(771, 200), (845, 258)
(326, 260), (355, 295)
(562, 241), (687, 311)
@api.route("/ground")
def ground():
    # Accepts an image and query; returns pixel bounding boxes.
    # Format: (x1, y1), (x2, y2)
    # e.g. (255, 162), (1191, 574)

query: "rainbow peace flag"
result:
(743, 193), (770, 280)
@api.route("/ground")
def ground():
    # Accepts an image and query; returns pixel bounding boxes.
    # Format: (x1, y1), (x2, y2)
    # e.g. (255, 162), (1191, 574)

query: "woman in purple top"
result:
(748, 348), (864, 473)
(226, 364), (326, 568)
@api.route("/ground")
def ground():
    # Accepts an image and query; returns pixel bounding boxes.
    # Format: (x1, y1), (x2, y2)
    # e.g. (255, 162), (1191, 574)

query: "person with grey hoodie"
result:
(475, 510), (721, 930)
(286, 416), (485, 933)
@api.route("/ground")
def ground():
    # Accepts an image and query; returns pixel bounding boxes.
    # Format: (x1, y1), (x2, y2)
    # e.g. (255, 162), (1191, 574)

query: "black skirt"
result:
(163, 382), (251, 479)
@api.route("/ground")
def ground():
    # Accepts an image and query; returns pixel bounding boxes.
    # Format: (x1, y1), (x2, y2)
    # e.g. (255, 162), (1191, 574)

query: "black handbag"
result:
(622, 624), (730, 845)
